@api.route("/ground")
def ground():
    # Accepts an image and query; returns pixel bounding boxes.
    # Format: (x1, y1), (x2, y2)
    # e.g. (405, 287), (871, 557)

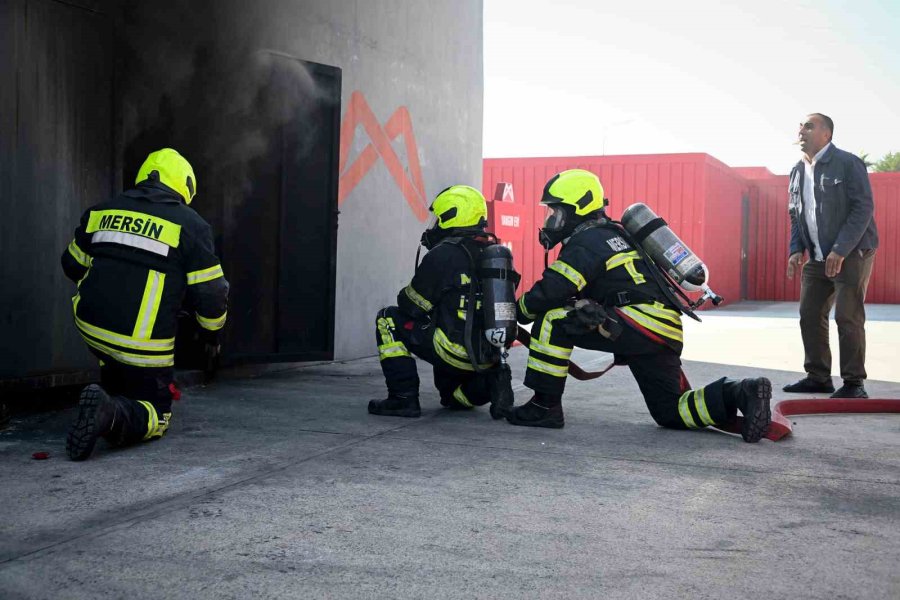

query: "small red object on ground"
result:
(32, 451), (50, 460)
(169, 382), (182, 401)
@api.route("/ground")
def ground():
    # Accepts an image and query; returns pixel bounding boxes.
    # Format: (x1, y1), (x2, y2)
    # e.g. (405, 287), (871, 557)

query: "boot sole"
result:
(505, 414), (565, 429)
(368, 409), (421, 418)
(742, 378), (772, 443)
(66, 385), (110, 461)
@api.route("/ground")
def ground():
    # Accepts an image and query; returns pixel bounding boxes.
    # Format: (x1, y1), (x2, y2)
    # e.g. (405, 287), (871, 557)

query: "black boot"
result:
(66, 384), (118, 460)
(506, 393), (564, 429)
(368, 392), (421, 418)
(724, 378), (772, 443)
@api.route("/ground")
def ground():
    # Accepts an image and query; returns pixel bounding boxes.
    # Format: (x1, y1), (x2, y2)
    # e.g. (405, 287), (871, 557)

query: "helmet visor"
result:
(542, 205), (568, 232)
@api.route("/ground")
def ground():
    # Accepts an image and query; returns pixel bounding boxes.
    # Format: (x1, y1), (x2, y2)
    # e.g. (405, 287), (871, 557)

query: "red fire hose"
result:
(716, 398), (900, 441)
(516, 326), (900, 441)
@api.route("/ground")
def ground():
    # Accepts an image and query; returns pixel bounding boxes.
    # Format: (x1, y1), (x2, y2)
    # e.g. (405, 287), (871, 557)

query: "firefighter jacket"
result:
(397, 235), (496, 371)
(61, 181), (229, 368)
(517, 220), (684, 351)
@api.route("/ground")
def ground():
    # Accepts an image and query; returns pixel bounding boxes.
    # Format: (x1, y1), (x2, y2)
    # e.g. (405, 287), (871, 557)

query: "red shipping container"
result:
(740, 169), (900, 304)
(484, 154), (746, 308)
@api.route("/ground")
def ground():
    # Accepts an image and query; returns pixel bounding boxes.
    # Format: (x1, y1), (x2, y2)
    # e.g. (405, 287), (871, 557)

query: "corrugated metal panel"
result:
(484, 154), (745, 308)
(745, 172), (900, 303)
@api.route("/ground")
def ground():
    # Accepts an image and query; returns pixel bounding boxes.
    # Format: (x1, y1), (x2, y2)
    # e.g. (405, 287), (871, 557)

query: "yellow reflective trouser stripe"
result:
(518, 295), (534, 319)
(186, 264), (224, 285)
(433, 328), (493, 372)
(138, 401), (160, 440)
(377, 316), (410, 360)
(694, 387), (716, 426)
(197, 310), (227, 331)
(80, 335), (175, 367)
(633, 302), (681, 325)
(404, 285), (433, 312)
(453, 386), (473, 407)
(678, 390), (699, 428)
(67, 239), (91, 267)
(549, 260), (587, 291)
(527, 356), (568, 378)
(379, 341), (410, 360)
(377, 316), (395, 343)
(133, 270), (165, 339)
(529, 338), (572, 361)
(620, 306), (684, 342)
(138, 402), (171, 440)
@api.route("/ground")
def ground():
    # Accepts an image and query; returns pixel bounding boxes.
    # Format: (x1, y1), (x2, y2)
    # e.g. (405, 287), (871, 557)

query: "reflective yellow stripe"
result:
(404, 285), (433, 312)
(694, 387), (716, 426)
(529, 338), (572, 361)
(138, 401), (160, 441)
(453, 386), (473, 407)
(633, 302), (681, 325)
(606, 251), (646, 284)
(133, 270), (165, 339)
(86, 209), (181, 248)
(539, 307), (570, 344)
(79, 335), (174, 367)
(67, 239), (91, 267)
(549, 260), (587, 291)
(678, 390), (699, 428)
(377, 317), (396, 345)
(434, 328), (469, 359)
(620, 306), (684, 342)
(378, 341), (411, 360)
(527, 356), (568, 378)
(518, 295), (534, 320)
(75, 316), (174, 352)
(196, 310), (227, 331)
(432, 329), (493, 372)
(186, 264), (224, 285)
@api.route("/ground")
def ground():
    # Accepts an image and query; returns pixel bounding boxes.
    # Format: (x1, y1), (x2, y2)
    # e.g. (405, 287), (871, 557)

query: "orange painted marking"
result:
(338, 91), (429, 221)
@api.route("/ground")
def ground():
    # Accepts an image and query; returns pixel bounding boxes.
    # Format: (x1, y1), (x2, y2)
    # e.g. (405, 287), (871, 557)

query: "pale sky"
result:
(483, 0), (900, 174)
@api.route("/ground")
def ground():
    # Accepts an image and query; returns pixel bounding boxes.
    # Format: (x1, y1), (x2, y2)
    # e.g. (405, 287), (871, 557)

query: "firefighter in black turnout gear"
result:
(509, 169), (771, 442)
(369, 185), (516, 418)
(61, 148), (229, 460)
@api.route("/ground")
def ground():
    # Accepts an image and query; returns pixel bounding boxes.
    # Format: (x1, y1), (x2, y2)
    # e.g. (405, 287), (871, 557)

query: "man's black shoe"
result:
(368, 393), (421, 418)
(782, 377), (835, 394)
(830, 384), (868, 399)
(734, 378), (772, 443)
(66, 384), (117, 461)
(506, 397), (564, 429)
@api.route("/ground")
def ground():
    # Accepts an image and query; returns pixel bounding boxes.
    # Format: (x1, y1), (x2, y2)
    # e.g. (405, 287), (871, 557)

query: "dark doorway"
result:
(224, 54), (341, 363)
(123, 50), (342, 366)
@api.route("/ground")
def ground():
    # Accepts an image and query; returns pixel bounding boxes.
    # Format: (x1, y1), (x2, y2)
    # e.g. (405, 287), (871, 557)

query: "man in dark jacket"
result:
(369, 185), (509, 418)
(61, 148), (229, 460)
(508, 169), (771, 442)
(784, 113), (878, 398)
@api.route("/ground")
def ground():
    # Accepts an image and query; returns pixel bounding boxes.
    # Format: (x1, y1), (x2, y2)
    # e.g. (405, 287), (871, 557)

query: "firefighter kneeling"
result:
(369, 185), (519, 418)
(509, 169), (771, 442)
(61, 148), (229, 460)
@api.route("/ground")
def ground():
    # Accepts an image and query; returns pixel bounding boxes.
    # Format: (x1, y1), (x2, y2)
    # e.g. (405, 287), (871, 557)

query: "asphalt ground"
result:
(1, 301), (898, 599)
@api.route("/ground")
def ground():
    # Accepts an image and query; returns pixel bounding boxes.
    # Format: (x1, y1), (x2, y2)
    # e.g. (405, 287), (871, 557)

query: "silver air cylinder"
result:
(479, 244), (517, 349)
(620, 203), (708, 291)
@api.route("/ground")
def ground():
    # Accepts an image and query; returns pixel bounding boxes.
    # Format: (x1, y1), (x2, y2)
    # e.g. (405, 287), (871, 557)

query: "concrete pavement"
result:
(1, 302), (898, 599)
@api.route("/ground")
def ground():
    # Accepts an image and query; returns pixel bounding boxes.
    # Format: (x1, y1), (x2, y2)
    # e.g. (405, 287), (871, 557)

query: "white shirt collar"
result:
(802, 142), (832, 165)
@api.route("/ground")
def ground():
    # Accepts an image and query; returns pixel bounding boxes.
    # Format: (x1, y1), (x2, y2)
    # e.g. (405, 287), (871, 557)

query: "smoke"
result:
(119, 0), (333, 193)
